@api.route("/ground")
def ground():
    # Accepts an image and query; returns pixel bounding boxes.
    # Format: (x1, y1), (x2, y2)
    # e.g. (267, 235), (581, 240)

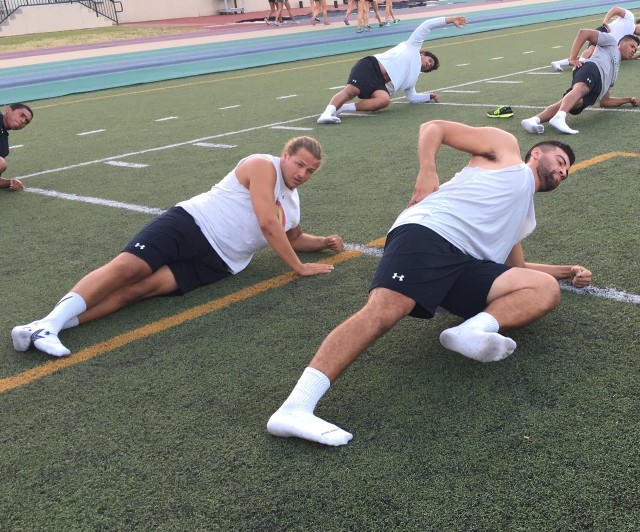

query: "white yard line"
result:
(26, 187), (165, 215)
(77, 129), (105, 136)
(193, 142), (237, 148)
(271, 126), (314, 131)
(15, 115), (319, 181)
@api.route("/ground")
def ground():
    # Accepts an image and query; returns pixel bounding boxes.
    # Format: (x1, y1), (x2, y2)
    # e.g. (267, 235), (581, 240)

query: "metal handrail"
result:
(0, 0), (122, 26)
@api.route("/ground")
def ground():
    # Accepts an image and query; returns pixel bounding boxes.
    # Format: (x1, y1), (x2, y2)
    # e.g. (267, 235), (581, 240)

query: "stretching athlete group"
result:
(9, 8), (640, 446)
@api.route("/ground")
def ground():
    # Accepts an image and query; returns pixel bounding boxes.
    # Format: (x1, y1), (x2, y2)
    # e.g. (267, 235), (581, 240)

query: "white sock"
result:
(267, 367), (353, 446)
(62, 316), (80, 330)
(521, 116), (544, 134)
(39, 292), (87, 334)
(558, 58), (570, 67)
(549, 111), (579, 135)
(459, 311), (500, 333)
(439, 312), (516, 363)
(321, 104), (337, 118)
(336, 103), (356, 115)
(283, 366), (330, 411)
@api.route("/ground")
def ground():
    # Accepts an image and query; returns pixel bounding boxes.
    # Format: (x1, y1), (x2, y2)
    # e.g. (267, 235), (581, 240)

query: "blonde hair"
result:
(284, 136), (323, 162)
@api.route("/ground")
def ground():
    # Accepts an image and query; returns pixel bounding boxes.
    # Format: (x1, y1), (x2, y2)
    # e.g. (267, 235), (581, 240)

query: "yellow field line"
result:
(2, 151), (637, 394)
(0, 249), (364, 394)
(570, 151), (640, 173)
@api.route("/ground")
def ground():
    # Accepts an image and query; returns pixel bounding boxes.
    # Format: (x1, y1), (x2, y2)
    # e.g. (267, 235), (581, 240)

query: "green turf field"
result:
(1, 15), (639, 531)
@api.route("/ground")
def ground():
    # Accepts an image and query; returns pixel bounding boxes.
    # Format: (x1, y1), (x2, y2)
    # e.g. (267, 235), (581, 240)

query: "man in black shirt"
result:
(1, 103), (34, 192)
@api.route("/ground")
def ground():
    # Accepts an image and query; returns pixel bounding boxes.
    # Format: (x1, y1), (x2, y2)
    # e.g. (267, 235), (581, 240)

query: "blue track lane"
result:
(2, 0), (640, 102)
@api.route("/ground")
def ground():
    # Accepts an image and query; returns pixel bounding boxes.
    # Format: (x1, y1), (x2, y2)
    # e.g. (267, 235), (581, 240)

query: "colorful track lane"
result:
(1, 0), (639, 102)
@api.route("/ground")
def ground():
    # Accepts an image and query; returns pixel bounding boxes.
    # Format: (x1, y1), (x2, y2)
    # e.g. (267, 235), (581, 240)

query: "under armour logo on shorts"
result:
(392, 273), (404, 281)
(134, 243), (146, 250)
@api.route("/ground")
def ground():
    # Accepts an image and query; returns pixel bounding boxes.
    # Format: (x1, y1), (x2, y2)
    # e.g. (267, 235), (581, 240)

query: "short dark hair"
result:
(619, 34), (640, 45)
(420, 50), (440, 72)
(9, 102), (34, 119)
(524, 140), (575, 167)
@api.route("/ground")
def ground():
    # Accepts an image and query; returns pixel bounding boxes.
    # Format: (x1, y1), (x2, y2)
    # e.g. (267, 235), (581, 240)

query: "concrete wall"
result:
(118, 0), (217, 23)
(117, 0), (273, 22)
(0, 4), (113, 37)
(0, 0), (279, 37)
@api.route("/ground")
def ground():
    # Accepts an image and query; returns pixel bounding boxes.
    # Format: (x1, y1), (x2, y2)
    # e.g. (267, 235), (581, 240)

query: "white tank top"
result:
(177, 154), (301, 274)
(391, 164), (536, 263)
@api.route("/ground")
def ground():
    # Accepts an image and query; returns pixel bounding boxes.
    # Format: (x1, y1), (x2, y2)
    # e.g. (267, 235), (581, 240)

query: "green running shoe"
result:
(487, 105), (513, 118)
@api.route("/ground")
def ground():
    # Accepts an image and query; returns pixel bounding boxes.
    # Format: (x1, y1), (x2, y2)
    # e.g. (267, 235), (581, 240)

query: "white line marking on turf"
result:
(528, 72), (562, 75)
(329, 86), (344, 89)
(560, 282), (640, 305)
(194, 142), (237, 148)
(15, 115), (320, 181)
(490, 57), (504, 60)
(442, 90), (480, 93)
(219, 105), (241, 110)
(523, 51), (535, 54)
(345, 244), (384, 257)
(393, 102), (640, 114)
(486, 80), (523, 84)
(276, 95), (297, 100)
(105, 161), (148, 168)
(271, 126), (314, 131)
(552, 45), (563, 49)
(155, 116), (178, 122)
(21, 64), (627, 182)
(10, 144), (23, 149)
(456, 63), (470, 67)
(77, 129), (105, 136)
(26, 188), (165, 215)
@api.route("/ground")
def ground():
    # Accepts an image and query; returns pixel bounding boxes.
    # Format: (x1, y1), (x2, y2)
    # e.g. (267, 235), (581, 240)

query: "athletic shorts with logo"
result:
(123, 206), (231, 295)
(347, 56), (389, 99)
(565, 62), (602, 115)
(370, 224), (510, 319)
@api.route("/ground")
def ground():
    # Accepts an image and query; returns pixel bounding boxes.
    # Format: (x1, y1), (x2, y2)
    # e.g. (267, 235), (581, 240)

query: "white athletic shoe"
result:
(551, 61), (563, 72)
(549, 114), (579, 135)
(521, 117), (544, 135)
(31, 327), (71, 357)
(11, 323), (38, 352)
(317, 115), (341, 125)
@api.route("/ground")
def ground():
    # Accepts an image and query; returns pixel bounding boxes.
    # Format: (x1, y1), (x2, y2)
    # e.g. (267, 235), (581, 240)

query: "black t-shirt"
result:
(0, 120), (9, 158)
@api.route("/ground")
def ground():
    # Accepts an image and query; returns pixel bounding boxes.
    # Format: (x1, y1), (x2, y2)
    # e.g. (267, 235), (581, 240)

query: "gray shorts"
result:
(370, 224), (510, 319)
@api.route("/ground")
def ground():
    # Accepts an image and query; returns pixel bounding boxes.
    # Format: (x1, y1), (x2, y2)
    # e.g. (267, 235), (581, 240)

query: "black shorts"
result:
(370, 224), (511, 319)
(123, 206), (231, 295)
(566, 62), (602, 115)
(348, 56), (389, 99)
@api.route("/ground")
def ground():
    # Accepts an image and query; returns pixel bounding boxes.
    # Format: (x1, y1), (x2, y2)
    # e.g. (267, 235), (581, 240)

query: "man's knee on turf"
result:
(535, 273), (561, 312)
